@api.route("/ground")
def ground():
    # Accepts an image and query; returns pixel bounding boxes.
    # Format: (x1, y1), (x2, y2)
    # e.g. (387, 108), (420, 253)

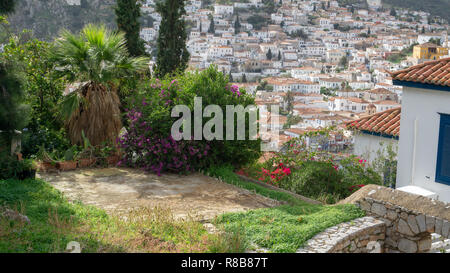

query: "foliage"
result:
(120, 66), (261, 175)
(22, 127), (70, 158)
(0, 151), (35, 180)
(0, 61), (30, 143)
(387, 43), (417, 64)
(208, 165), (365, 253)
(242, 128), (383, 204)
(115, 0), (147, 57)
(283, 114), (303, 129)
(0, 0), (15, 15)
(50, 24), (149, 146)
(1, 33), (69, 156)
(155, 0), (190, 78)
(247, 15), (268, 31)
(290, 29), (308, 40)
(371, 142), (398, 188)
(0, 178), (243, 253)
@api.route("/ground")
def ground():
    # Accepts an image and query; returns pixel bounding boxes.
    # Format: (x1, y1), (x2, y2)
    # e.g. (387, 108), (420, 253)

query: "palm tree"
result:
(51, 24), (149, 146)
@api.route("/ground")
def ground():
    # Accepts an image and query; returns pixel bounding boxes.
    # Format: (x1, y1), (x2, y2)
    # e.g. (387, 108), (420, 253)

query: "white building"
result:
(214, 4), (234, 15)
(393, 58), (450, 202)
(348, 108), (400, 164)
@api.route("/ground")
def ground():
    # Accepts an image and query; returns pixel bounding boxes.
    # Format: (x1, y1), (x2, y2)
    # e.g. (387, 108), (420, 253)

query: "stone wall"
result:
(297, 217), (386, 253)
(342, 185), (450, 253)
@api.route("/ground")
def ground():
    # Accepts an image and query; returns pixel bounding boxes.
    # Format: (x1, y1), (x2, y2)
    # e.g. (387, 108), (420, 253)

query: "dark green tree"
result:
(390, 8), (397, 17)
(115, 0), (147, 56)
(242, 73), (247, 83)
(208, 15), (215, 34)
(278, 51), (282, 61)
(234, 14), (241, 34)
(155, 0), (190, 78)
(284, 91), (294, 114)
(0, 63), (29, 145)
(266, 48), (272, 60)
(0, 0), (15, 15)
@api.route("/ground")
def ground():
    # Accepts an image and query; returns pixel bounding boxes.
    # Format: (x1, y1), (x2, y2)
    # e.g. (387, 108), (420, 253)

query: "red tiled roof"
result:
(346, 107), (401, 137)
(391, 57), (450, 87)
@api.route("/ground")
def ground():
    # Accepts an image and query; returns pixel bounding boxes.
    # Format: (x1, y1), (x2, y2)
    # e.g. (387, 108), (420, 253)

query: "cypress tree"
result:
(266, 49), (272, 60)
(234, 14), (241, 34)
(115, 0), (147, 56)
(155, 0), (190, 78)
(208, 16), (215, 34)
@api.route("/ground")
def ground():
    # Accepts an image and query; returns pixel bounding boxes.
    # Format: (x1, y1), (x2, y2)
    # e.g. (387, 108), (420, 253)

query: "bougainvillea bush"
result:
(119, 66), (261, 175)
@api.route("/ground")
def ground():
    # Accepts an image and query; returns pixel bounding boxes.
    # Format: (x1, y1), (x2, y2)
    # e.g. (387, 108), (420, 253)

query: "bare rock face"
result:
(1, 208), (31, 224)
(7, 0), (116, 41)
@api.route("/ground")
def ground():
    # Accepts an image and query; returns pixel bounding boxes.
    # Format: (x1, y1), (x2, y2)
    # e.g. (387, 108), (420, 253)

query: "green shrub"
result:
(180, 67), (261, 167)
(0, 151), (35, 180)
(288, 161), (344, 204)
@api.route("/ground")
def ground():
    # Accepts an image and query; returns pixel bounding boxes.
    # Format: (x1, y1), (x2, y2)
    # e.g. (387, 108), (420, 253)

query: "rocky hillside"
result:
(339, 0), (450, 23)
(7, 0), (117, 41)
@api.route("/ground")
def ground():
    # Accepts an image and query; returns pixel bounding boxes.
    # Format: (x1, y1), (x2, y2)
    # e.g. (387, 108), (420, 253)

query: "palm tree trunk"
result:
(66, 82), (122, 147)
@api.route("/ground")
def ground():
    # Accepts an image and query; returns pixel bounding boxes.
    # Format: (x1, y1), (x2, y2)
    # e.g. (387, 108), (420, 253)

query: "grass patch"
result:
(0, 178), (243, 253)
(207, 165), (365, 253)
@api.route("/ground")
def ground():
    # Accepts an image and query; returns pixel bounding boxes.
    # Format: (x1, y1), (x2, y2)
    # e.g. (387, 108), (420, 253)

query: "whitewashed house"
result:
(392, 58), (450, 202)
(347, 108), (400, 164)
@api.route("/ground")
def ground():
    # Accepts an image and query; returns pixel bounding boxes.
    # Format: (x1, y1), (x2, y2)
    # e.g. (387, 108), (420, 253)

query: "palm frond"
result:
(59, 89), (86, 121)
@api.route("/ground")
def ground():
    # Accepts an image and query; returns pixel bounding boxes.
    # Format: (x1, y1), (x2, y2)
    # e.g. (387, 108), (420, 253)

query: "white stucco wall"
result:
(354, 133), (398, 164)
(396, 86), (450, 203)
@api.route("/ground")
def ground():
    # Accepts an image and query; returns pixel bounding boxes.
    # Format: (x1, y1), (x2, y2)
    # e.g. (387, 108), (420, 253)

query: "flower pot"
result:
(38, 162), (58, 172)
(78, 158), (96, 168)
(106, 155), (120, 166)
(57, 161), (78, 171)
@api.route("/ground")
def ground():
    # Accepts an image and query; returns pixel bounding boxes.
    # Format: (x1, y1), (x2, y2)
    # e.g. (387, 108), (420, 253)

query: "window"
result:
(436, 114), (450, 185)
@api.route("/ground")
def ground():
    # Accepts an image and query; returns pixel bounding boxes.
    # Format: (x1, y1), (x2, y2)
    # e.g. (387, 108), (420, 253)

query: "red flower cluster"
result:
(349, 184), (366, 192)
(259, 163), (291, 186)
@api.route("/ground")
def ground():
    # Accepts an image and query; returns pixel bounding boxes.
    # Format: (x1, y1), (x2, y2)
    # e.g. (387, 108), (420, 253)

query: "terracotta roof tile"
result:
(391, 58), (450, 87)
(346, 107), (401, 137)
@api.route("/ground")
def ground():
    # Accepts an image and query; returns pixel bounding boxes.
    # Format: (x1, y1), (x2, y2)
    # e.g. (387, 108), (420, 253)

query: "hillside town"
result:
(138, 0), (449, 151)
(1, 0), (450, 255)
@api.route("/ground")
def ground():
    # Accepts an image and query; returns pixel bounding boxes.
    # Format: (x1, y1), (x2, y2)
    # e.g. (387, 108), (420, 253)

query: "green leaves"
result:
(155, 0), (190, 78)
(51, 24), (150, 85)
(59, 90), (86, 121)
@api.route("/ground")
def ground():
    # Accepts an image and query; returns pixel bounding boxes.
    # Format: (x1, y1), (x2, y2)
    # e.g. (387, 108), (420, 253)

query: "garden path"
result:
(38, 168), (279, 222)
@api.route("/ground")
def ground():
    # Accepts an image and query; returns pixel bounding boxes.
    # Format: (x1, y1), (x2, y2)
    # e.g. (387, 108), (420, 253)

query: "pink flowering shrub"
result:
(118, 109), (211, 175)
(119, 66), (261, 175)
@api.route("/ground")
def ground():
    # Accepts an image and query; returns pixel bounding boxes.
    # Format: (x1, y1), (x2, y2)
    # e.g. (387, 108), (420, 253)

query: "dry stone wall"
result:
(297, 217), (386, 253)
(343, 185), (450, 253)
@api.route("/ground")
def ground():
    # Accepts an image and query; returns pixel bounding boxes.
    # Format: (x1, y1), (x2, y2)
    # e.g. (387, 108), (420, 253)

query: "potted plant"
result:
(94, 141), (119, 167)
(35, 146), (58, 172)
(76, 133), (96, 168)
(56, 147), (78, 171)
(105, 146), (120, 166)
